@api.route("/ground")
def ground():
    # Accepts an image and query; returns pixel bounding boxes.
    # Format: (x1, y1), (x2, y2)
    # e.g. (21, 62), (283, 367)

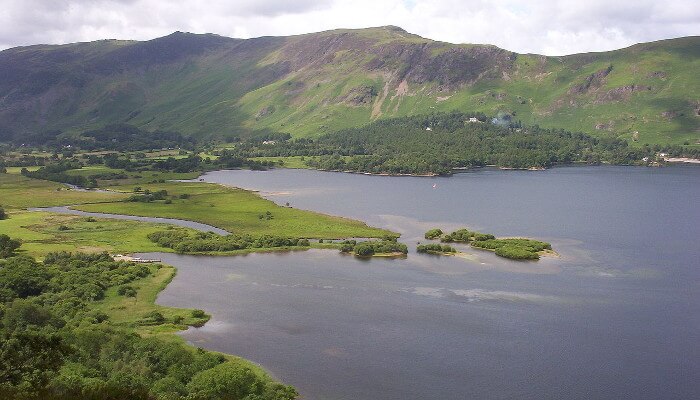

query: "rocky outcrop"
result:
(568, 65), (613, 94)
(256, 106), (275, 119)
(341, 85), (377, 106)
(596, 84), (652, 102)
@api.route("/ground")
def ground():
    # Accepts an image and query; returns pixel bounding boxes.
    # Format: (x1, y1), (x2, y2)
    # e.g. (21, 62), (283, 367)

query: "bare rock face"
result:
(595, 122), (613, 130)
(661, 110), (678, 119)
(341, 85), (377, 106)
(596, 84), (652, 102)
(367, 43), (515, 89)
(568, 65), (613, 94)
(256, 106), (275, 119)
(648, 71), (667, 79)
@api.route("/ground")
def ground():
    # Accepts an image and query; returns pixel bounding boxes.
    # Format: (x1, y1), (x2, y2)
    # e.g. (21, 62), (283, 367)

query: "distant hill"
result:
(1, 26), (698, 145)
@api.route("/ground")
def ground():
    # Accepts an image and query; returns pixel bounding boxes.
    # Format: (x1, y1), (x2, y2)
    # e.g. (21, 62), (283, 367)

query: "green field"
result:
(0, 173), (126, 209)
(0, 210), (179, 258)
(249, 156), (310, 169)
(73, 180), (391, 239)
(0, 170), (389, 397)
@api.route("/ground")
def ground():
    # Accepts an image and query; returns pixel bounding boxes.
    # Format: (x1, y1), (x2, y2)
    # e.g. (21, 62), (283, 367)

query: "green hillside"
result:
(1, 26), (698, 145)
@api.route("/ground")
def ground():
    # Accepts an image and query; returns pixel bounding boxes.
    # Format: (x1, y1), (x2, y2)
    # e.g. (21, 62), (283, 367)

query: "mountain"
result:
(1, 26), (698, 145)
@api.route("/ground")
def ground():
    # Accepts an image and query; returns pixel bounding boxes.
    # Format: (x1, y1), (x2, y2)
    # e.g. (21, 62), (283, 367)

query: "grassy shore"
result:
(0, 168), (396, 397)
(0, 210), (180, 258)
(73, 180), (391, 239)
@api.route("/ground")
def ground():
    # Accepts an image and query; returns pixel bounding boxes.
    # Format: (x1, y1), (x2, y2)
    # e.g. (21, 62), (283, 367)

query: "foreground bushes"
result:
(148, 230), (310, 253)
(0, 249), (297, 399)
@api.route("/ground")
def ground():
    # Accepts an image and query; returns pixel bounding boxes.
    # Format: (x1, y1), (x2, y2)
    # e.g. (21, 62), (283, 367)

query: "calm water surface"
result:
(152, 166), (699, 400)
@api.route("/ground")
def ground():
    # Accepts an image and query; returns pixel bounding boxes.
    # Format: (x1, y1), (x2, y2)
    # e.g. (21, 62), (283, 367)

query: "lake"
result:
(150, 165), (699, 400)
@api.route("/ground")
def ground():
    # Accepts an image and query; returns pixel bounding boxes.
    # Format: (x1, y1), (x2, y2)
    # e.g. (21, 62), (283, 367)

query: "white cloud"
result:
(0, 0), (697, 54)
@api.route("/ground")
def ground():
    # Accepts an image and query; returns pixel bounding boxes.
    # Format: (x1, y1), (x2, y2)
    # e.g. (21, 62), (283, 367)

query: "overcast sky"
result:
(1, 0), (698, 55)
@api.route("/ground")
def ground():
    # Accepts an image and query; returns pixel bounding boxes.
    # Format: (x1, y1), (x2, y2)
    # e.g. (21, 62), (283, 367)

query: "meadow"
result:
(73, 180), (391, 239)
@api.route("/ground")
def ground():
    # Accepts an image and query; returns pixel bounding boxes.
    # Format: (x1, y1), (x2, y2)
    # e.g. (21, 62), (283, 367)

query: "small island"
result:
(422, 228), (554, 260)
(339, 238), (408, 257)
(416, 243), (457, 255)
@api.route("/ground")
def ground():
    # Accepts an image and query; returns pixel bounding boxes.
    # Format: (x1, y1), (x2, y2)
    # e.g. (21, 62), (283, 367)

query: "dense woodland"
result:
(11, 124), (196, 152)
(0, 250), (297, 400)
(15, 150), (274, 188)
(232, 112), (699, 174)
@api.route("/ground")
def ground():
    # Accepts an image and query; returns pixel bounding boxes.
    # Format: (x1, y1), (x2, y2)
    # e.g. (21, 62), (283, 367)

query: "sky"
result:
(1, 0), (698, 55)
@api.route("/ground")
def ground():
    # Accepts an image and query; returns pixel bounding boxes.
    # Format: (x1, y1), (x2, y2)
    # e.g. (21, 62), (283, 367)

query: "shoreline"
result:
(258, 160), (695, 178)
(664, 157), (700, 164)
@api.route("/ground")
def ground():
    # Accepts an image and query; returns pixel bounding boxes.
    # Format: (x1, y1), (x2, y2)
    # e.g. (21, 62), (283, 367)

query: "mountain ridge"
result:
(1, 27), (698, 145)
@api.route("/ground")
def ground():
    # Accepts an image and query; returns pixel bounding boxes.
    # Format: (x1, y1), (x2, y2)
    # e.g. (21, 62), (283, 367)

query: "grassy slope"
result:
(2, 28), (697, 146)
(243, 35), (700, 145)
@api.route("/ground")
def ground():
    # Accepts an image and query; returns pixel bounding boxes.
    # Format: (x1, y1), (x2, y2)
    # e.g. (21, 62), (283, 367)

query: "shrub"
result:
(347, 240), (408, 257)
(191, 309), (206, 318)
(142, 311), (165, 324)
(0, 234), (22, 258)
(495, 245), (540, 260)
(187, 363), (297, 400)
(117, 285), (137, 297)
(417, 243), (456, 254)
(470, 238), (551, 260)
(424, 228), (443, 240)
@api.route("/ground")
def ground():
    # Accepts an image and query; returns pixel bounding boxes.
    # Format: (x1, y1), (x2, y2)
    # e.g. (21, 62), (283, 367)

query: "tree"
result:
(0, 255), (49, 298)
(353, 243), (375, 257)
(187, 362), (296, 400)
(424, 228), (443, 240)
(0, 331), (70, 399)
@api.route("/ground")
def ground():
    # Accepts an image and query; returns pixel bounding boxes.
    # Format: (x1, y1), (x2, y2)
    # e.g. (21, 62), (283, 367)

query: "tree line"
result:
(229, 112), (699, 174)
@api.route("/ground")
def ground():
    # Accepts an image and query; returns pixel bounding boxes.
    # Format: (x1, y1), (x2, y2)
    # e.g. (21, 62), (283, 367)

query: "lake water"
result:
(151, 166), (699, 400)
